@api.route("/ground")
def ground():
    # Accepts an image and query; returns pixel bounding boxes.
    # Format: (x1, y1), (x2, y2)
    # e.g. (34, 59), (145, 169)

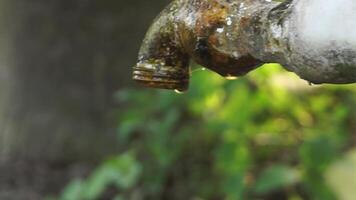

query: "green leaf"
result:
(83, 153), (141, 199)
(60, 179), (85, 200)
(254, 165), (300, 194)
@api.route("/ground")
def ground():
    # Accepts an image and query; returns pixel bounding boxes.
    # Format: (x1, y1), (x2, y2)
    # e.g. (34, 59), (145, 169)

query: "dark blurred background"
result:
(0, 0), (355, 200)
(0, 0), (169, 198)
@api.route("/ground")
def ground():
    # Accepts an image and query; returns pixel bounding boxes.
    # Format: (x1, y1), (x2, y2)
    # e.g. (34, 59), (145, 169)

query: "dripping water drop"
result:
(191, 67), (206, 74)
(225, 74), (238, 80)
(174, 89), (185, 94)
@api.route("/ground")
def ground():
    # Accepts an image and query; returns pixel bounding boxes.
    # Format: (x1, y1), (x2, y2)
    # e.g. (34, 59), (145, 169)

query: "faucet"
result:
(133, 0), (356, 91)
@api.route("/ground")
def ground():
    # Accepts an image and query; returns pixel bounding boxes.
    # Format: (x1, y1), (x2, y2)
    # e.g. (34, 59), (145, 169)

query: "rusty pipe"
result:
(133, 0), (272, 91)
(133, 0), (356, 91)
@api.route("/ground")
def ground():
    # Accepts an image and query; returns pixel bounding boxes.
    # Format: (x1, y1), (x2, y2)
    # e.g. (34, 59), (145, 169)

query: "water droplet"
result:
(232, 51), (239, 58)
(216, 27), (224, 33)
(226, 17), (232, 26)
(191, 67), (206, 74)
(174, 89), (185, 94)
(225, 75), (238, 80)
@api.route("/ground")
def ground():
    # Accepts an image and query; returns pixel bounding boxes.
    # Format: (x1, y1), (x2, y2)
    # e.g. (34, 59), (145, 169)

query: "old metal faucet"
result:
(133, 0), (356, 91)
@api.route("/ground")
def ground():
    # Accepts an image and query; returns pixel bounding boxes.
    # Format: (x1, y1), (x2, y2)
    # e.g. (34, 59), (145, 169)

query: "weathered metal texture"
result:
(133, 0), (356, 91)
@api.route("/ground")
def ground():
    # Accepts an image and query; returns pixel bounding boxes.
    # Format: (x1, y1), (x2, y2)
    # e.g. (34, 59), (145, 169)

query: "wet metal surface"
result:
(133, 0), (356, 91)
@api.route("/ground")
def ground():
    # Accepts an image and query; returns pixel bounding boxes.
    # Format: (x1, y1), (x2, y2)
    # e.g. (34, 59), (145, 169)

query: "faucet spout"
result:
(133, 1), (190, 92)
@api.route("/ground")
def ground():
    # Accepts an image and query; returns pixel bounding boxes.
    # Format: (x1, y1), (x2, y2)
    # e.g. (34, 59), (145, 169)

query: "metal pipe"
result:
(133, 0), (356, 91)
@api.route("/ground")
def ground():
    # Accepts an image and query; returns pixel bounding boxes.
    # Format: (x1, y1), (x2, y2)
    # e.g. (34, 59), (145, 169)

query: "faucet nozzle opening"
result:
(133, 60), (189, 91)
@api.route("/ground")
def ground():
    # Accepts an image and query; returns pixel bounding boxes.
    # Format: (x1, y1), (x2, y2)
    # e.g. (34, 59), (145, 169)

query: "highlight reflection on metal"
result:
(133, 0), (356, 91)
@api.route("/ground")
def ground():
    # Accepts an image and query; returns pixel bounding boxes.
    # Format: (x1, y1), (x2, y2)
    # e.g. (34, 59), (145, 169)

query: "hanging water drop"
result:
(191, 67), (206, 75)
(225, 74), (238, 80)
(174, 89), (185, 94)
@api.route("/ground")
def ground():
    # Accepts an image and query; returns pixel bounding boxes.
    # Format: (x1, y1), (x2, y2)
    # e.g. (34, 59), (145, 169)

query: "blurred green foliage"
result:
(57, 64), (356, 200)
(57, 153), (141, 200)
